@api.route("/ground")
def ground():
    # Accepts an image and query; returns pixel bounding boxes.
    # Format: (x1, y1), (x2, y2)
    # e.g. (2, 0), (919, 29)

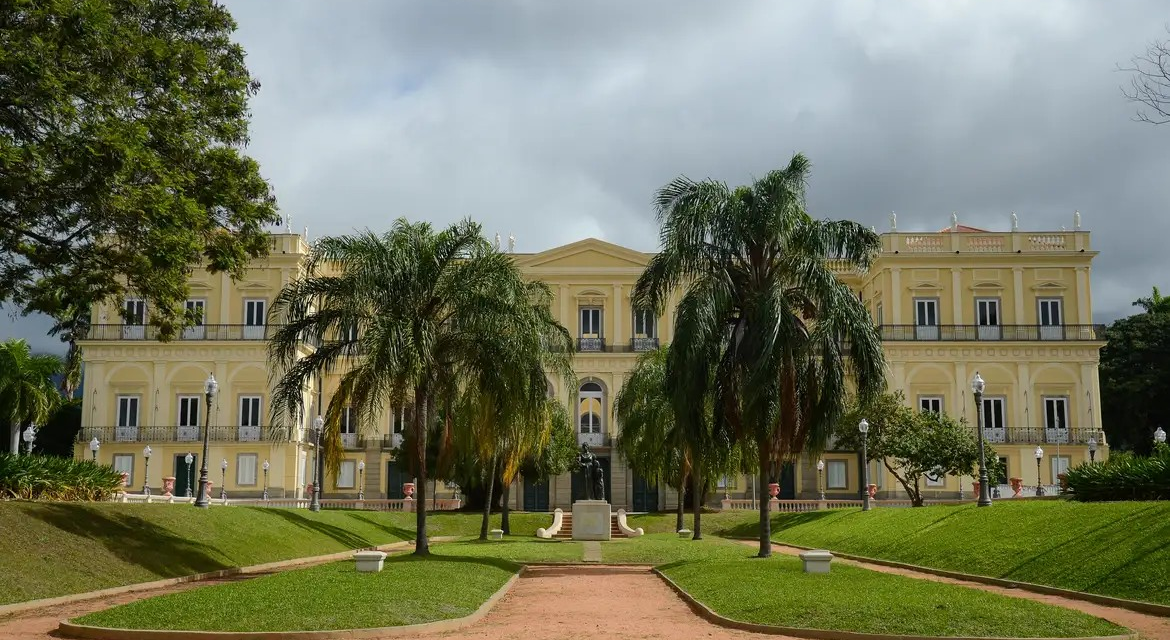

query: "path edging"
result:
(56, 566), (523, 640)
(0, 537), (456, 619)
(754, 539), (1170, 619)
(651, 568), (1136, 640)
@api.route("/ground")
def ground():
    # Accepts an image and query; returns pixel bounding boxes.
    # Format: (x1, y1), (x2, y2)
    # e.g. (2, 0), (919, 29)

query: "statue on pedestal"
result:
(577, 443), (605, 501)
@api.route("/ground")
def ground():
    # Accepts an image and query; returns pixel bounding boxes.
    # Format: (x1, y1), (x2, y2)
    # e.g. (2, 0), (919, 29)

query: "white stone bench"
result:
(799, 549), (833, 573)
(489, 528), (504, 540)
(354, 550), (387, 572)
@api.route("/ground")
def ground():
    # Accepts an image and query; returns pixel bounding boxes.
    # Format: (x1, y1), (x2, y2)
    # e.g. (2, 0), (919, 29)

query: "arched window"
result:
(578, 382), (604, 434)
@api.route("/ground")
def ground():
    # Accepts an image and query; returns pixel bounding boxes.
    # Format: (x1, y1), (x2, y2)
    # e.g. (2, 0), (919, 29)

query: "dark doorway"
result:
(174, 453), (197, 497)
(780, 462), (796, 499)
(523, 477), (550, 511)
(386, 461), (410, 499)
(632, 473), (658, 512)
(571, 456), (611, 503)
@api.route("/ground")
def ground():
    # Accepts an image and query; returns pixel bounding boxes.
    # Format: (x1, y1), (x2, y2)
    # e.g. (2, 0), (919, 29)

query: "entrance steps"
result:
(551, 512), (627, 539)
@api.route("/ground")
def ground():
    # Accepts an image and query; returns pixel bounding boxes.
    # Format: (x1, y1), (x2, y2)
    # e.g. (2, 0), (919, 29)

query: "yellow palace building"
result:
(74, 215), (1107, 509)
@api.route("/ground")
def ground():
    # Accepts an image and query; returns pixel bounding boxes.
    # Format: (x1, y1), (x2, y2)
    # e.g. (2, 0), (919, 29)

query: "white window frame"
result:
(177, 395), (201, 441)
(918, 396), (943, 415)
(925, 467), (945, 487)
(579, 307), (602, 338)
(112, 453), (134, 486)
(875, 302), (884, 326)
(183, 299), (207, 339)
(578, 383), (603, 435)
(914, 298), (939, 340)
(115, 395), (140, 441)
(1050, 455), (1071, 481)
(122, 299), (146, 339)
(826, 460), (847, 489)
(1038, 297), (1064, 340)
(338, 460), (357, 488)
(239, 396), (262, 442)
(980, 396), (1007, 443)
(975, 297), (1002, 340)
(633, 309), (656, 338)
(237, 453), (258, 486)
(243, 299), (267, 339)
(1043, 396), (1070, 444)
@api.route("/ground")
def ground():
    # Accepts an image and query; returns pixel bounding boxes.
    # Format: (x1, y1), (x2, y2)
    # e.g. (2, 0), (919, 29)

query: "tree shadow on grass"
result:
(23, 503), (232, 580)
(341, 512), (416, 542)
(385, 551), (521, 574)
(721, 509), (840, 539)
(258, 508), (380, 549)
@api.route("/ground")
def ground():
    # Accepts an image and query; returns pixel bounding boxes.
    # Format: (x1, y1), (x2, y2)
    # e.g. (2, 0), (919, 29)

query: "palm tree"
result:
(268, 219), (572, 556)
(0, 339), (64, 454)
(633, 154), (886, 557)
(615, 346), (690, 533)
(1133, 286), (1170, 314)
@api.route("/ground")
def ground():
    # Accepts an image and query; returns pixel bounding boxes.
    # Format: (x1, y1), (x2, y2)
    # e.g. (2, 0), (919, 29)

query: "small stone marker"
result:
(489, 528), (504, 540)
(354, 550), (387, 573)
(799, 549), (833, 574)
(677, 529), (692, 539)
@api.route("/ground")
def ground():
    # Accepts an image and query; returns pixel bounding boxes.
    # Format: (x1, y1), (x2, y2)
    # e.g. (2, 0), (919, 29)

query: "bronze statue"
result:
(577, 444), (604, 501)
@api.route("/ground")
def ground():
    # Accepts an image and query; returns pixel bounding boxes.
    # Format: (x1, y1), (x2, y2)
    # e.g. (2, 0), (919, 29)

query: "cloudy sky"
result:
(6, 0), (1170, 352)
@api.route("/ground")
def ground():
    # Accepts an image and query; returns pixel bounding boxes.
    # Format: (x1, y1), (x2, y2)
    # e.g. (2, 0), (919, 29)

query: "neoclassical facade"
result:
(74, 219), (1106, 508)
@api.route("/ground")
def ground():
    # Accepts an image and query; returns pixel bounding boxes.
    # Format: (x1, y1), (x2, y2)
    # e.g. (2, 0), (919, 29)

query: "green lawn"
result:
(630, 500), (1170, 606)
(662, 552), (1126, 638)
(0, 502), (549, 605)
(602, 533), (752, 564)
(75, 555), (518, 632)
(434, 538), (585, 563)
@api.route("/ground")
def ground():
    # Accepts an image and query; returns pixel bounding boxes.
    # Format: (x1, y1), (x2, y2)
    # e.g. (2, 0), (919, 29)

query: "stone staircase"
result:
(552, 511), (627, 539)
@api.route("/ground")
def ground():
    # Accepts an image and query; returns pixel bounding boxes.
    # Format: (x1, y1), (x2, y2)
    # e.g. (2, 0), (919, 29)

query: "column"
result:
(1075, 267), (1091, 324)
(950, 268), (962, 324)
(890, 269), (903, 324)
(1080, 363), (1096, 430)
(219, 273), (231, 324)
(1016, 362), (1031, 429)
(559, 284), (570, 329)
(613, 284), (623, 347)
(1012, 267), (1025, 324)
(954, 361), (969, 424)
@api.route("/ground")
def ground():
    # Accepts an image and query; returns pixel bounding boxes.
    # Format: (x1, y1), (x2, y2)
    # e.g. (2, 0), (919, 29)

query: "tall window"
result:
(578, 382), (603, 434)
(113, 454), (134, 486)
(1050, 456), (1071, 482)
(875, 302), (883, 326)
(1038, 298), (1064, 340)
(633, 309), (656, 350)
(177, 395), (201, 441)
(918, 396), (943, 415)
(981, 397), (1006, 433)
(122, 299), (146, 339)
(1044, 396), (1069, 431)
(340, 406), (357, 448)
(925, 467), (945, 487)
(914, 298), (939, 340)
(239, 396), (262, 442)
(579, 307), (603, 351)
(338, 460), (357, 488)
(976, 298), (1001, 340)
(183, 300), (206, 339)
(116, 395), (140, 441)
(827, 460), (847, 489)
(237, 454), (258, 486)
(244, 299), (266, 339)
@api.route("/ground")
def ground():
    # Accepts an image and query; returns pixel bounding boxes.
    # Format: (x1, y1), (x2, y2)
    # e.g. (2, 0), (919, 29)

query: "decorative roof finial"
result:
(493, 232), (501, 251)
(508, 233), (515, 253)
(1010, 211), (1018, 231)
(951, 211), (959, 231)
(1073, 210), (1081, 230)
(303, 226), (309, 241)
(889, 211), (897, 231)
(285, 215), (292, 234)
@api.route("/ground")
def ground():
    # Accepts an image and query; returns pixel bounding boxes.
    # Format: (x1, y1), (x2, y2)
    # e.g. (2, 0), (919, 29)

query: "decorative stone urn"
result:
(767, 482), (780, 498)
(1009, 477), (1023, 497)
(403, 482), (416, 498)
(972, 481), (980, 496)
(162, 476), (175, 497)
(204, 481), (214, 498)
(867, 484), (877, 499)
(119, 471), (129, 487)
(306, 482), (315, 498)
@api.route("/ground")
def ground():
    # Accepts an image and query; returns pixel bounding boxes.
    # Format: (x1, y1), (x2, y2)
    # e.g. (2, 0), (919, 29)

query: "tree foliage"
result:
(267, 219), (573, 555)
(837, 392), (1002, 507)
(1100, 310), (1170, 454)
(633, 153), (886, 556)
(1133, 286), (1170, 315)
(0, 0), (278, 337)
(0, 339), (63, 454)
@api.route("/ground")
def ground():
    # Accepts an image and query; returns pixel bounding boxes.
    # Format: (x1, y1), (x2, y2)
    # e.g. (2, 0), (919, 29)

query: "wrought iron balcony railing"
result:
(631, 337), (659, 352)
(577, 337), (605, 352)
(77, 425), (285, 444)
(81, 324), (281, 341)
(577, 431), (611, 447)
(980, 426), (1102, 445)
(879, 324), (1104, 342)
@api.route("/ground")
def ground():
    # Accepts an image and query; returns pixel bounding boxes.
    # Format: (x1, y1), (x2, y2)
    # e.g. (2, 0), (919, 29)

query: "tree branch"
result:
(1120, 26), (1170, 125)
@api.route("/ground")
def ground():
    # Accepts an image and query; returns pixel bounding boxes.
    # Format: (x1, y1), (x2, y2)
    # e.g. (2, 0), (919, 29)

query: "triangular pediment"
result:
(238, 281), (272, 290)
(1031, 281), (1068, 291)
(970, 281), (1005, 291)
(516, 238), (652, 270)
(908, 282), (943, 291)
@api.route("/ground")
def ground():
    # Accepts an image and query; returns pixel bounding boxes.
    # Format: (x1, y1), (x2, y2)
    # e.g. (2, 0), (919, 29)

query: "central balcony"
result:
(577, 431), (610, 447)
(570, 338), (660, 353)
(980, 427), (1102, 445)
(81, 324), (280, 341)
(879, 324), (1104, 342)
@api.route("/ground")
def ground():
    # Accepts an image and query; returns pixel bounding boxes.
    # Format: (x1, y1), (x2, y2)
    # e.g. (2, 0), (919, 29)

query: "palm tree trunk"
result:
(501, 478), (511, 535)
(757, 445), (771, 558)
(480, 456), (498, 540)
(413, 387), (430, 556)
(675, 475), (685, 532)
(691, 467), (702, 540)
(432, 478), (438, 510)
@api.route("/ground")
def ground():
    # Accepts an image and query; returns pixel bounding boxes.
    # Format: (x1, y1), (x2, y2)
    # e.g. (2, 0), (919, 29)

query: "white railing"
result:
(340, 433), (358, 449)
(1028, 234), (1067, 251)
(721, 498), (938, 512)
(108, 494), (462, 511)
(577, 432), (605, 447)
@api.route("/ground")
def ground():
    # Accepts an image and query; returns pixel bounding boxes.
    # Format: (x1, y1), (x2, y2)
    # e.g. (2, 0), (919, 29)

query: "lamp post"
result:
(816, 459), (825, 501)
(309, 415), (324, 512)
(1034, 446), (1045, 497)
(1088, 437), (1097, 463)
(22, 424), (36, 455)
(1156, 427), (1167, 446)
(220, 458), (228, 500)
(859, 419), (871, 512)
(194, 373), (217, 508)
(358, 460), (365, 500)
(89, 437), (100, 462)
(972, 372), (992, 507)
(262, 459), (270, 501)
(184, 452), (194, 497)
(143, 446), (152, 496)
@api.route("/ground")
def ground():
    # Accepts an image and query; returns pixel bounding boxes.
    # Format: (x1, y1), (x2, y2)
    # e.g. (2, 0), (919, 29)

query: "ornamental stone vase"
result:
(1009, 477), (1023, 497)
(867, 484), (877, 499)
(767, 482), (780, 498)
(972, 481), (980, 496)
(403, 482), (416, 498)
(119, 471), (129, 487)
(204, 481), (214, 498)
(162, 476), (175, 497)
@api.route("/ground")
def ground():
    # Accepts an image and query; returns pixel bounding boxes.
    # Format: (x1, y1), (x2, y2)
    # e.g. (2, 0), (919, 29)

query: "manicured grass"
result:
(0, 502), (549, 605)
(631, 500), (1170, 606)
(434, 538), (585, 563)
(602, 533), (753, 564)
(662, 552), (1127, 638)
(75, 555), (517, 632)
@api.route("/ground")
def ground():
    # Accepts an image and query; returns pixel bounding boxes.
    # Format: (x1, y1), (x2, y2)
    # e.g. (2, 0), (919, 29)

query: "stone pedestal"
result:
(571, 500), (611, 541)
(799, 549), (834, 574)
(489, 529), (504, 540)
(354, 550), (387, 572)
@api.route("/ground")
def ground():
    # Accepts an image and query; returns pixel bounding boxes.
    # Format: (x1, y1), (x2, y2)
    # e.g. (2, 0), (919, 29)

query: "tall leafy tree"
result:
(0, 339), (63, 454)
(633, 154), (886, 557)
(268, 219), (572, 555)
(1100, 309), (1170, 453)
(0, 0), (278, 337)
(1133, 286), (1170, 315)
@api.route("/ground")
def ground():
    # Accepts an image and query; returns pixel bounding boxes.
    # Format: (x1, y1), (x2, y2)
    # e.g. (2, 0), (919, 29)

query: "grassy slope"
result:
(76, 556), (518, 632)
(0, 502), (550, 605)
(629, 501), (1170, 605)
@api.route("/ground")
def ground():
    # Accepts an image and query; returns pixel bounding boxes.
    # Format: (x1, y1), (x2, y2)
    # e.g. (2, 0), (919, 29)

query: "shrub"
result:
(0, 454), (125, 501)
(1063, 446), (1170, 501)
